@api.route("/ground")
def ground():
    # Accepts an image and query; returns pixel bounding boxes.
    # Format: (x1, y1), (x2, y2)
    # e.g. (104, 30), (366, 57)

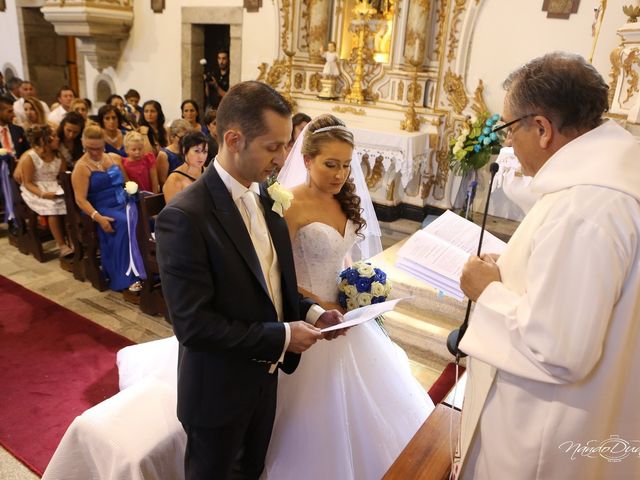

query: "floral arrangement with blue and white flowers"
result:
(337, 261), (392, 311)
(449, 113), (503, 175)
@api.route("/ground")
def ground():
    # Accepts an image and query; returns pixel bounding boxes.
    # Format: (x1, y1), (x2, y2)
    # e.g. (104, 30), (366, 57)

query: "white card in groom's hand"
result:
(320, 298), (408, 333)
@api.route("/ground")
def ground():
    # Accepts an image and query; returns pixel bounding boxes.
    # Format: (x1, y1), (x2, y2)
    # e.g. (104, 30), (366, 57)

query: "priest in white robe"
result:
(456, 52), (640, 480)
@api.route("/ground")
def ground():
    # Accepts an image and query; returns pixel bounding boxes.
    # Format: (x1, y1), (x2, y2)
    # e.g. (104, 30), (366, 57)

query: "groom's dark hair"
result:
(216, 81), (291, 145)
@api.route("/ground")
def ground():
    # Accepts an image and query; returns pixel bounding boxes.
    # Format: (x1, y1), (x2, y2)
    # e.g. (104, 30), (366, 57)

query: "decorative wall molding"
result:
(542, 0), (580, 20)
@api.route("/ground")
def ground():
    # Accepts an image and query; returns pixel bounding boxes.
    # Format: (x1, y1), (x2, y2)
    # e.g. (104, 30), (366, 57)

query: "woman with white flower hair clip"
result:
(263, 114), (434, 479)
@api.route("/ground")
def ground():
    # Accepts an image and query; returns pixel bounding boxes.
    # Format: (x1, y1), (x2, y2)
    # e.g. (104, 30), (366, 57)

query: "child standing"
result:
(122, 131), (159, 193)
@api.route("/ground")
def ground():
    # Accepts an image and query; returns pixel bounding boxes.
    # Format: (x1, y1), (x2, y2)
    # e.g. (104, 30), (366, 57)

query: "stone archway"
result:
(94, 73), (116, 107)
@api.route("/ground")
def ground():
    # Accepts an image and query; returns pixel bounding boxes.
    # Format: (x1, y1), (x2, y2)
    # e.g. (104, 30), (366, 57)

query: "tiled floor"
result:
(0, 229), (441, 478)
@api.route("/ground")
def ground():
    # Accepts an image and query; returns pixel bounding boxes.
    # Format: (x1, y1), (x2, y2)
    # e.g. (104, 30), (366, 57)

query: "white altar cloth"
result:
(42, 378), (185, 480)
(351, 127), (430, 188)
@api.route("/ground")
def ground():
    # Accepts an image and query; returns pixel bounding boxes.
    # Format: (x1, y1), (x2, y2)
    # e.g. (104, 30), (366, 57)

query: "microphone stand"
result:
(446, 162), (500, 363)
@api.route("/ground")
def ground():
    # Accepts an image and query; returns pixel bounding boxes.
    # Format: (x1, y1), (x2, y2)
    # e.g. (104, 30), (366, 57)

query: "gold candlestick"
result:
(345, 1), (376, 105)
(400, 58), (422, 132)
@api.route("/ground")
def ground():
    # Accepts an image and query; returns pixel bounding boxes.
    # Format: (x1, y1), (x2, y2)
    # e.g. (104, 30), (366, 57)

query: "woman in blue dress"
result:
(156, 119), (190, 187)
(71, 124), (141, 292)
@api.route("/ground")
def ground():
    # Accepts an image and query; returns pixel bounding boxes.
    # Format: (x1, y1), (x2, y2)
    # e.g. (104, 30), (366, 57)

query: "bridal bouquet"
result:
(337, 261), (392, 312)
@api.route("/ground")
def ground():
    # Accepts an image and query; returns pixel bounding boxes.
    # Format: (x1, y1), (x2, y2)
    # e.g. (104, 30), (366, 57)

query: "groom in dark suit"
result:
(156, 81), (343, 479)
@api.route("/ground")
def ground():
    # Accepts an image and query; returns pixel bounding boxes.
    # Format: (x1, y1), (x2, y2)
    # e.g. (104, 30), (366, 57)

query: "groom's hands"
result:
(287, 321), (323, 353)
(316, 310), (346, 340)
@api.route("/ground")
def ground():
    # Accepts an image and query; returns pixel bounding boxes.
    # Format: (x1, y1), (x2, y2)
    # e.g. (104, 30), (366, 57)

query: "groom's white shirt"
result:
(214, 160), (323, 368)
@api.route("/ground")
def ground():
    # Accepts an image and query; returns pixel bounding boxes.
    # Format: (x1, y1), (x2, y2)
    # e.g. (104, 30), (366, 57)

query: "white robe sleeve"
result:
(460, 213), (630, 384)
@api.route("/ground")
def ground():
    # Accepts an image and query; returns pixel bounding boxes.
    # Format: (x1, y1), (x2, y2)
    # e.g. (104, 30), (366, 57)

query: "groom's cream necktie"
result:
(240, 190), (283, 322)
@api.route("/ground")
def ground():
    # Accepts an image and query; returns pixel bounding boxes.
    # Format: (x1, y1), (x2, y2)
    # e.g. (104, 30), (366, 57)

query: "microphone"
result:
(446, 162), (500, 359)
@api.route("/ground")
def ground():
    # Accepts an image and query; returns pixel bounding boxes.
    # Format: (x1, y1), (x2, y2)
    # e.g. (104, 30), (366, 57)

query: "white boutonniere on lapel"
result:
(267, 181), (294, 217)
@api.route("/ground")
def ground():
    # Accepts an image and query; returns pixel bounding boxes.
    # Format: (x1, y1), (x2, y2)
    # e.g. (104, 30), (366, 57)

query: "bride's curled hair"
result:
(302, 114), (366, 236)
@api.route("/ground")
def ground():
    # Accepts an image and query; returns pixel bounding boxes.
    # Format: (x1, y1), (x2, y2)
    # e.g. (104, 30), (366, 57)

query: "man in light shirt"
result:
(48, 85), (76, 125)
(13, 81), (50, 126)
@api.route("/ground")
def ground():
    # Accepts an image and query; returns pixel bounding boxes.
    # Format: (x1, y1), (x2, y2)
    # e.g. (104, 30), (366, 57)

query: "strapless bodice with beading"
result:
(292, 220), (358, 303)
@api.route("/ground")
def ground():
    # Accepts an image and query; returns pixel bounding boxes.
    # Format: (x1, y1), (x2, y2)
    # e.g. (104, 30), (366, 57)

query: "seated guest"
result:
(18, 124), (72, 257)
(162, 131), (207, 203)
(98, 104), (126, 157)
(107, 94), (136, 131)
(122, 131), (159, 193)
(287, 112), (311, 153)
(139, 100), (168, 155)
(4, 77), (22, 102)
(18, 95), (48, 130)
(57, 112), (84, 169)
(156, 119), (191, 187)
(48, 85), (76, 125)
(124, 89), (143, 124)
(70, 98), (90, 124)
(0, 96), (30, 158)
(180, 99), (205, 134)
(13, 81), (50, 126)
(203, 108), (218, 166)
(71, 125), (142, 292)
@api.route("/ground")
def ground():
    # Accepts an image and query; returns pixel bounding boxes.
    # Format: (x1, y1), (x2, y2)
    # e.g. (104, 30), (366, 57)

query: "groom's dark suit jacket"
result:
(156, 166), (314, 428)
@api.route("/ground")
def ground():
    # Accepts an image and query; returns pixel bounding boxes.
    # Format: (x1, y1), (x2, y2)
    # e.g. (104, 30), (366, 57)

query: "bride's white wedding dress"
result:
(117, 220), (434, 479)
(262, 220), (434, 479)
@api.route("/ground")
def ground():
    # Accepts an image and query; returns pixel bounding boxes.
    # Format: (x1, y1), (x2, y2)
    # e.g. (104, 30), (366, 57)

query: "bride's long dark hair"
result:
(301, 114), (366, 236)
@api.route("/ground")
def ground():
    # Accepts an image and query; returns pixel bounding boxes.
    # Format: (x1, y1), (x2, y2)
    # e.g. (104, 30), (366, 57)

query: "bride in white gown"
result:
(117, 114), (433, 480)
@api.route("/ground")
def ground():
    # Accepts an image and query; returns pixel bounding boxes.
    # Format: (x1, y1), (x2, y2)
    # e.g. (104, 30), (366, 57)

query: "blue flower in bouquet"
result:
(449, 112), (504, 175)
(337, 261), (392, 311)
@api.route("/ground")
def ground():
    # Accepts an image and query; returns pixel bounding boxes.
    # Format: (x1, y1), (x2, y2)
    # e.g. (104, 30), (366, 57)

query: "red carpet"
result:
(428, 363), (466, 405)
(0, 275), (133, 476)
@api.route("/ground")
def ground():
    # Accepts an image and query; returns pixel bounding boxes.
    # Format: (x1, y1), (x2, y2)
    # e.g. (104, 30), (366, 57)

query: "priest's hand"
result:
(460, 254), (501, 301)
(316, 310), (346, 340)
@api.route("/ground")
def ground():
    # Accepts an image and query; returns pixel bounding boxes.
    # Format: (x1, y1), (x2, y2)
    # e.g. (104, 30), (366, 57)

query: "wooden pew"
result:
(136, 192), (167, 317)
(60, 171), (109, 291)
(5, 154), (52, 262)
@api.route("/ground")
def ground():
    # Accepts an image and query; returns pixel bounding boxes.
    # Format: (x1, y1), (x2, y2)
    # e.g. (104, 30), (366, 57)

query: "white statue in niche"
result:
(322, 41), (340, 78)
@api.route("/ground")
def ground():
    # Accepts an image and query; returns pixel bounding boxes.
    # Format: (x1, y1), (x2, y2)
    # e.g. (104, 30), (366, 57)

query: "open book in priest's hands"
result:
(396, 210), (507, 301)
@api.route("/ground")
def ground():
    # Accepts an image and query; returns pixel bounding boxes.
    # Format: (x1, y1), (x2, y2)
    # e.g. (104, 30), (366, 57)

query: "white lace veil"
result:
(278, 120), (383, 261)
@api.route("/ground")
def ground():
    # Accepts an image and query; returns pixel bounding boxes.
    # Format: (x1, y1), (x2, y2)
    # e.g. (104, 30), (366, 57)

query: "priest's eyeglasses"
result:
(491, 113), (537, 135)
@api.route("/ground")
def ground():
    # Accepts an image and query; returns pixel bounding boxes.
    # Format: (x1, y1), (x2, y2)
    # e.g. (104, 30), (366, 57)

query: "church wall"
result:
(467, 0), (626, 116)
(0, 1), (27, 79)
(1, 1), (630, 126)
(81, 0), (280, 122)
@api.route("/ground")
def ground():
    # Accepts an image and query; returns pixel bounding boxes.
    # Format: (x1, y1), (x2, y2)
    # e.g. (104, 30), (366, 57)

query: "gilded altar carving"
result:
(433, 0), (448, 58)
(447, 0), (467, 62)
(407, 82), (423, 104)
(280, 0), (292, 50)
(470, 79), (488, 116)
(444, 69), (467, 114)
(256, 59), (287, 88)
(366, 156), (385, 188)
(397, 81), (404, 101)
(309, 72), (323, 92)
(332, 105), (366, 115)
(623, 5), (640, 23)
(622, 48), (640, 103)
(294, 72), (305, 89)
(609, 44), (623, 107)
